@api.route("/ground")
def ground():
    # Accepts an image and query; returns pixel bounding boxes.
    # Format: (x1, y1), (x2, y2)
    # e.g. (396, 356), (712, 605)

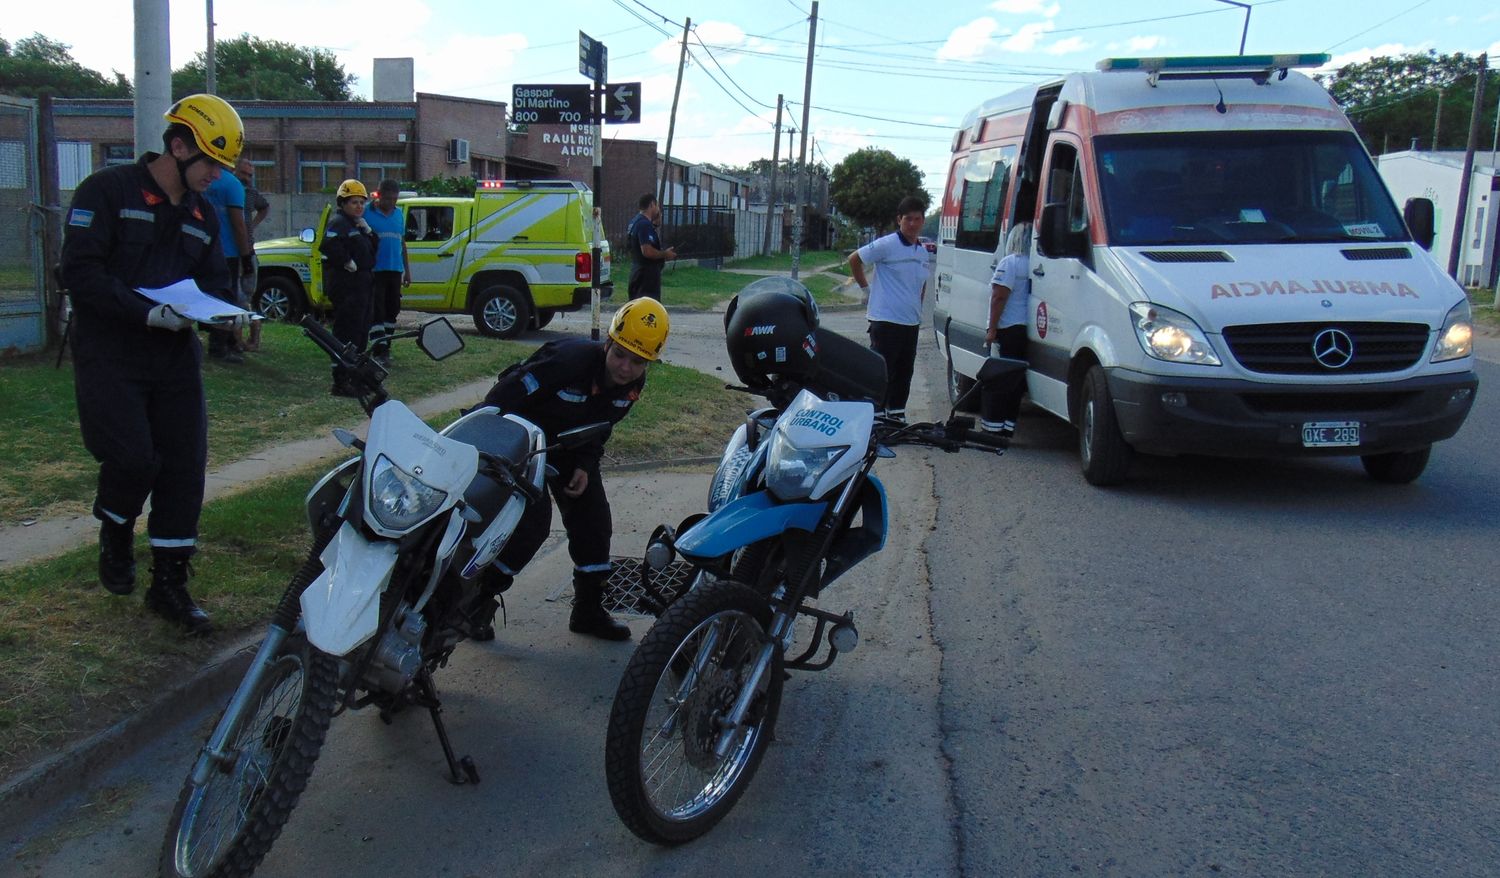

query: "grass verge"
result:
(1467, 288), (1499, 336)
(0, 359), (748, 778)
(723, 250), (845, 272)
(0, 321), (536, 524)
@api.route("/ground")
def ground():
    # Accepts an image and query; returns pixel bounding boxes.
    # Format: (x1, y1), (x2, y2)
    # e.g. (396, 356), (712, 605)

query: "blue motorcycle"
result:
(604, 279), (1024, 844)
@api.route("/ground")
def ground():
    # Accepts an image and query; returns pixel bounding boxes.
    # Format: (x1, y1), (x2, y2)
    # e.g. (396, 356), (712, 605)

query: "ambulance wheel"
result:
(947, 357), (980, 413)
(254, 275), (307, 323)
(1360, 446), (1430, 484)
(532, 308), (557, 330)
(1078, 365), (1131, 486)
(473, 285), (532, 339)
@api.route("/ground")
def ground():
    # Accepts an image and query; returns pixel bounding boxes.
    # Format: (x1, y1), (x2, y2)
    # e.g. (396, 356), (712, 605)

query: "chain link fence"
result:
(0, 96), (46, 356)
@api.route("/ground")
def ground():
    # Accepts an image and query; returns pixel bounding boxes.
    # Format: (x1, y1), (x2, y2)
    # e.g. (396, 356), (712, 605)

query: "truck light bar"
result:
(475, 179), (588, 191)
(1097, 54), (1331, 73)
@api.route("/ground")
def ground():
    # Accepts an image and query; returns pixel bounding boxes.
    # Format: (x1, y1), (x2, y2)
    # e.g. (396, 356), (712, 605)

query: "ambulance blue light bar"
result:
(1097, 54), (1331, 73)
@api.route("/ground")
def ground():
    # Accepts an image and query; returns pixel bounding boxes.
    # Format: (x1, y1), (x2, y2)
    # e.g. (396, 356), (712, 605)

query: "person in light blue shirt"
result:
(201, 170), (250, 363)
(364, 179), (411, 366)
(980, 222), (1033, 441)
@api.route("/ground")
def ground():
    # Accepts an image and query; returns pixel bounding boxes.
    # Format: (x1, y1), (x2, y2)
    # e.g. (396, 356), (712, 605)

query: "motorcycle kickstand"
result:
(414, 669), (480, 785)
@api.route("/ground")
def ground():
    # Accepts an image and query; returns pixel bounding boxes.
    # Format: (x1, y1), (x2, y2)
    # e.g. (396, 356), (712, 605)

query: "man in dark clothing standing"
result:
(59, 93), (244, 636)
(625, 193), (676, 300)
(467, 297), (671, 643)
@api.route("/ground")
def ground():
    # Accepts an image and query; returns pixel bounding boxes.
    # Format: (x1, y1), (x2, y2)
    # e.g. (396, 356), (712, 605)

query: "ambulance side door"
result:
(1028, 135), (1095, 418)
(402, 202), (469, 309)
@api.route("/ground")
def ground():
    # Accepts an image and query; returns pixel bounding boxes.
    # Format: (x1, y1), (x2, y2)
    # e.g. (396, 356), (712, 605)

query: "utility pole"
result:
(658, 17), (691, 222)
(762, 94), (784, 257)
(205, 0), (216, 93)
(1433, 89), (1443, 150)
(1447, 53), (1488, 279)
(133, 0), (171, 158)
(790, 1), (818, 281)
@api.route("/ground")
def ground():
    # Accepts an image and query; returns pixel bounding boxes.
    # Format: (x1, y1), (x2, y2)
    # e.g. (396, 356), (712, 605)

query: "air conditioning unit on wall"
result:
(447, 138), (470, 164)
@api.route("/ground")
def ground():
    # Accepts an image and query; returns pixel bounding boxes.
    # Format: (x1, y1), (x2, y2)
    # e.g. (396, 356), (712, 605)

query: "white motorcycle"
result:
(160, 315), (608, 878)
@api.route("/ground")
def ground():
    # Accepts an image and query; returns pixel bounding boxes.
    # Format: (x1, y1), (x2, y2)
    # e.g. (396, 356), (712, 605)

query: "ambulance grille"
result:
(1341, 247), (1412, 260)
(1140, 250), (1233, 263)
(1222, 322), (1429, 374)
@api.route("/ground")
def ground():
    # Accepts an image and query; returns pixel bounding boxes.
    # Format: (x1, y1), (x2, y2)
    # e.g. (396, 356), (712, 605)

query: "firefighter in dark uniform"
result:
(468, 298), (671, 642)
(59, 93), (244, 636)
(318, 178), (380, 396)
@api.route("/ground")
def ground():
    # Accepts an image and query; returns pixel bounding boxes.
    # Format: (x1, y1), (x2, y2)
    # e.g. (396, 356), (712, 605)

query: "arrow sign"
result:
(605, 82), (642, 125)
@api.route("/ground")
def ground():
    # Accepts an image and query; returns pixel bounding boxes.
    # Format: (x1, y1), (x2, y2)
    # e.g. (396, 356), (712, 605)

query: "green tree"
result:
(173, 35), (358, 101)
(1317, 51), (1498, 153)
(0, 32), (131, 98)
(829, 147), (926, 232)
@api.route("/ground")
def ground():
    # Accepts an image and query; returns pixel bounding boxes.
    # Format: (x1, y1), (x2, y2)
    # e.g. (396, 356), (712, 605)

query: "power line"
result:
(1324, 0), (1436, 52)
(786, 100), (956, 130)
(691, 30), (778, 110)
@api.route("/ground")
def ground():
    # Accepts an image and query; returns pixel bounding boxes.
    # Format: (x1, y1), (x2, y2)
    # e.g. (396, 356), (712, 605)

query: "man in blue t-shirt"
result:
(202, 171), (251, 363)
(626, 193), (676, 300)
(364, 179), (411, 366)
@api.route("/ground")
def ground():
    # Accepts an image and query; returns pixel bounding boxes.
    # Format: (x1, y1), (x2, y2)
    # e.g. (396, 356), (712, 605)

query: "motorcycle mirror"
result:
(332, 427), (362, 449)
(417, 318), (465, 361)
(557, 421), (611, 449)
(950, 355), (1031, 418)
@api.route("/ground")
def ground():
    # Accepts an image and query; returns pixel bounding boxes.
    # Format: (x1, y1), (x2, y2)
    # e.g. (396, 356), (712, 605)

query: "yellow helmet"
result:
(609, 298), (670, 361)
(163, 94), (243, 169)
(336, 179), (369, 201)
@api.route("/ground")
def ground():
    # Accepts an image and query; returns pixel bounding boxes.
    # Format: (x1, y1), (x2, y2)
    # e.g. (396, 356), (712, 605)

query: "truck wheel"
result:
(1078, 365), (1132, 486)
(533, 308), (557, 330)
(254, 275), (307, 322)
(472, 284), (532, 339)
(1360, 446), (1430, 484)
(947, 357), (980, 413)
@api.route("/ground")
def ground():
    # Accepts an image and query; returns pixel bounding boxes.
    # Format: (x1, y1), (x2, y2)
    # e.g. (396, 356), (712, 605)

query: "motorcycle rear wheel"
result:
(605, 579), (783, 845)
(159, 632), (339, 877)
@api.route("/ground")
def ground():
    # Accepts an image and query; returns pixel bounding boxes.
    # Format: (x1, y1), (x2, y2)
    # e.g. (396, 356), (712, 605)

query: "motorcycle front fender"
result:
(301, 522), (399, 656)
(674, 490), (827, 564)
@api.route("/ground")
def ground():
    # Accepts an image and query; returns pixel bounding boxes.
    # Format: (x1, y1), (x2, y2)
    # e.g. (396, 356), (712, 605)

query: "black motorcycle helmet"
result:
(723, 277), (888, 404)
(723, 277), (822, 391)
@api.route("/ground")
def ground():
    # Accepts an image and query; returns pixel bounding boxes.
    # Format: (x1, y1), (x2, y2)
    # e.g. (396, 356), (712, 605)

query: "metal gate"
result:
(0, 96), (45, 355)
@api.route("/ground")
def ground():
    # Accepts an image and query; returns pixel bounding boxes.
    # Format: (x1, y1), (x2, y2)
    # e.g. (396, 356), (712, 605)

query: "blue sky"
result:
(9, 0), (1498, 198)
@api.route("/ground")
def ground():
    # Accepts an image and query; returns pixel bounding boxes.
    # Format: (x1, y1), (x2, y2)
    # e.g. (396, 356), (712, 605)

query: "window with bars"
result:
(357, 148), (406, 189)
(244, 146), (280, 192)
(298, 147), (346, 193)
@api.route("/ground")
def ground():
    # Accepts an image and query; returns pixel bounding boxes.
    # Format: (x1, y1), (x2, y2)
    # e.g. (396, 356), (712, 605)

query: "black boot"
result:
(568, 570), (630, 641)
(467, 569), (513, 642)
(144, 549), (214, 636)
(97, 517), (137, 595)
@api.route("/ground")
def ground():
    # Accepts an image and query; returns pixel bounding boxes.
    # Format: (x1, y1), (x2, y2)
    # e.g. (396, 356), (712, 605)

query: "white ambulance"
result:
(934, 54), (1478, 485)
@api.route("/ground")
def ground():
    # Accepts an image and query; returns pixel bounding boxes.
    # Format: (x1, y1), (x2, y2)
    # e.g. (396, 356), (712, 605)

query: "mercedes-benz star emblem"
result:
(1312, 328), (1355, 369)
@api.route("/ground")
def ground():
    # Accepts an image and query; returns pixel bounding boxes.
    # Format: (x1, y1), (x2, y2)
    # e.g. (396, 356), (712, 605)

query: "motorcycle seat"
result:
(443, 412), (531, 465)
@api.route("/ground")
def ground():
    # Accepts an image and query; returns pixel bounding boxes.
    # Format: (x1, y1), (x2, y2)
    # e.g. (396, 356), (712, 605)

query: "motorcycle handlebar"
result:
(478, 451), (544, 504)
(298, 314), (355, 366)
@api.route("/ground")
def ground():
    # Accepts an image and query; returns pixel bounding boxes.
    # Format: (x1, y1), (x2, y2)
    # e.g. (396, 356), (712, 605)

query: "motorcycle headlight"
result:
(368, 454), (448, 531)
(1431, 300), (1474, 363)
(765, 427), (848, 502)
(1130, 302), (1221, 366)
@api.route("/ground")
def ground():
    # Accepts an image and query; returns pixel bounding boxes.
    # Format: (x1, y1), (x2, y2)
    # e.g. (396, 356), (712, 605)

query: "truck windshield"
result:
(1094, 130), (1407, 246)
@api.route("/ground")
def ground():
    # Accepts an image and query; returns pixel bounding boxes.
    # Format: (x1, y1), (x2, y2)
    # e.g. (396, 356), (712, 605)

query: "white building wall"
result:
(1376, 151), (1498, 286)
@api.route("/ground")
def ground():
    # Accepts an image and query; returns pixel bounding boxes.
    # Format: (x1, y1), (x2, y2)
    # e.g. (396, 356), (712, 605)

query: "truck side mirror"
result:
(300, 228), (316, 244)
(1038, 202), (1085, 259)
(1403, 197), (1435, 251)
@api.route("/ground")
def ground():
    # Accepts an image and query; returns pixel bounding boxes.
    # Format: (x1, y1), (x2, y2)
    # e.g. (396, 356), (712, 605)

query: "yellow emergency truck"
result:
(253, 179), (612, 338)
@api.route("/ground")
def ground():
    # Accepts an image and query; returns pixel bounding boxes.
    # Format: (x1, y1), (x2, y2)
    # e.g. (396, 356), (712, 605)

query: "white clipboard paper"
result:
(136, 279), (264, 324)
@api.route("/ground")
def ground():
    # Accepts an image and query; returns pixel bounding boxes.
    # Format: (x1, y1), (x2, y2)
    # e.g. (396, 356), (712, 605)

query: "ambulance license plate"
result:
(1301, 420), (1361, 447)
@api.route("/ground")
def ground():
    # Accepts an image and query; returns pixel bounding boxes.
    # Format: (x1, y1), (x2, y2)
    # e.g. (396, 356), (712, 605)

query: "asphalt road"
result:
(6, 310), (1498, 877)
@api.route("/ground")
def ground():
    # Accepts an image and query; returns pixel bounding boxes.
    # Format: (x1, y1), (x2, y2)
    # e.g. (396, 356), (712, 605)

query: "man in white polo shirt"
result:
(848, 195), (933, 420)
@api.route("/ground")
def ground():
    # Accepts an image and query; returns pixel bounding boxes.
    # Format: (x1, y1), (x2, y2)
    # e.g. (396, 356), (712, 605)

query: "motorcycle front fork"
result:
(707, 608), (793, 758)
(188, 624), (293, 788)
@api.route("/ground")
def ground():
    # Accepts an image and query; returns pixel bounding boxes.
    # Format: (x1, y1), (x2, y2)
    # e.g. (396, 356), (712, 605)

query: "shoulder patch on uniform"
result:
(522, 373), (540, 394)
(68, 209), (94, 228)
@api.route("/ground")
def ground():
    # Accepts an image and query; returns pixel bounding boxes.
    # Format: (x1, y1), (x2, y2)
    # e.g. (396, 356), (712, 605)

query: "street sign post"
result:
(578, 31), (607, 83)
(509, 83), (592, 125)
(604, 82), (641, 125)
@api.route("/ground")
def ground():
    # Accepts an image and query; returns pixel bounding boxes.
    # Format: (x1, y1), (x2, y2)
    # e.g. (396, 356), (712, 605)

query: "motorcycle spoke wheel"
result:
(160, 635), (338, 878)
(606, 580), (782, 845)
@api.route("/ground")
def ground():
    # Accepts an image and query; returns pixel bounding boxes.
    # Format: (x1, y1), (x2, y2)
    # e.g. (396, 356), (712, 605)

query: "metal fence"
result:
(0, 96), (45, 356)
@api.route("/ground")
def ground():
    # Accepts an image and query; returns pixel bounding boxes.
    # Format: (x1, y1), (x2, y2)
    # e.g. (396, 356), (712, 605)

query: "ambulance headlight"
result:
(368, 454), (448, 531)
(765, 427), (848, 502)
(1431, 300), (1473, 362)
(1130, 303), (1221, 366)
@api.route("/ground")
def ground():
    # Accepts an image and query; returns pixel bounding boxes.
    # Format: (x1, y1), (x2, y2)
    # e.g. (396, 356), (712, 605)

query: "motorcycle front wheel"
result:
(159, 631), (339, 877)
(605, 579), (783, 845)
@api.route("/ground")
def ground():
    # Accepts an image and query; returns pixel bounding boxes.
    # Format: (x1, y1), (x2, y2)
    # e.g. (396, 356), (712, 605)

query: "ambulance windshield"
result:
(1095, 130), (1406, 246)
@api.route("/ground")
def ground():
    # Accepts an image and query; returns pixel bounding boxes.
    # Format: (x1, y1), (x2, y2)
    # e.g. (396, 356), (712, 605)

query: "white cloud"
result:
(1001, 21), (1055, 53)
(1324, 42), (1432, 71)
(989, 0), (1061, 17)
(938, 18), (1000, 62)
(1045, 36), (1091, 56)
(1110, 35), (1165, 54)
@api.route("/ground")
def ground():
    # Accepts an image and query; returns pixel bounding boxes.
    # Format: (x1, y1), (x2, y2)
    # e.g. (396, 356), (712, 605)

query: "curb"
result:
(0, 633), (259, 830)
(0, 456), (721, 830)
